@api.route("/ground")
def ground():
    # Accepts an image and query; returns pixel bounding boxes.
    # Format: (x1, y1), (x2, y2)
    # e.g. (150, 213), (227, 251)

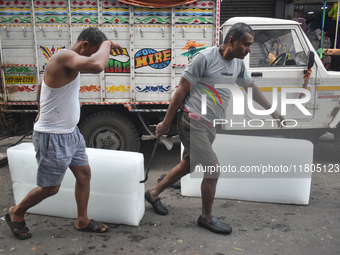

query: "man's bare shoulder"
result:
(44, 49), (79, 88)
(46, 49), (79, 71)
(50, 49), (78, 62)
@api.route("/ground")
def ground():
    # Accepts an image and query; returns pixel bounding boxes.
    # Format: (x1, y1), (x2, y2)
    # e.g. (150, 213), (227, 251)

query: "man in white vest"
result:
(5, 27), (123, 239)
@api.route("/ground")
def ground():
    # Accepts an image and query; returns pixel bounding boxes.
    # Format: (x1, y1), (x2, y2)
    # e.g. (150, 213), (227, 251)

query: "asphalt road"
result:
(0, 135), (339, 255)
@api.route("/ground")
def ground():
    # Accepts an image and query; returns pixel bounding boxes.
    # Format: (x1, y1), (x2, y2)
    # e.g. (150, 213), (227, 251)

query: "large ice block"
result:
(7, 143), (145, 226)
(181, 134), (313, 205)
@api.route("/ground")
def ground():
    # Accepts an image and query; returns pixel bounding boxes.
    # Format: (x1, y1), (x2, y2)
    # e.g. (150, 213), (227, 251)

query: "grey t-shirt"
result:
(182, 46), (252, 123)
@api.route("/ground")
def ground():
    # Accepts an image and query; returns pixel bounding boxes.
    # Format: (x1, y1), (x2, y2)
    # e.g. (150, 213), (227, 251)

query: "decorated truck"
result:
(1, 1), (340, 154)
(0, 0), (220, 151)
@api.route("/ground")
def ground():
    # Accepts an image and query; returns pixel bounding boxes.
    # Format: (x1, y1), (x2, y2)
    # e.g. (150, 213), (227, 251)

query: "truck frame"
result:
(1, 1), (340, 154)
(0, 0), (220, 151)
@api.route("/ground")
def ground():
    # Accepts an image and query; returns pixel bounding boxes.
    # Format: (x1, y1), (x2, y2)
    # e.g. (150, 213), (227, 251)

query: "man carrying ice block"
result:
(5, 28), (123, 239)
(145, 23), (284, 234)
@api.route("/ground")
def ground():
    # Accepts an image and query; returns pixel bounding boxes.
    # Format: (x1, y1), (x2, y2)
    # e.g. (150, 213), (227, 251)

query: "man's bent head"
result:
(77, 27), (107, 47)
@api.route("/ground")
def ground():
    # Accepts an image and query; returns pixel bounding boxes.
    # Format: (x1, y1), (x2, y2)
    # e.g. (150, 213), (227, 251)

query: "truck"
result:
(0, 0), (220, 151)
(1, 1), (340, 154)
(220, 16), (340, 153)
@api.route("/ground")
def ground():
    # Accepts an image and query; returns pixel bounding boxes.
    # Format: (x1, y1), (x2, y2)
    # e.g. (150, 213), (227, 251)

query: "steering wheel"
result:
(270, 53), (288, 66)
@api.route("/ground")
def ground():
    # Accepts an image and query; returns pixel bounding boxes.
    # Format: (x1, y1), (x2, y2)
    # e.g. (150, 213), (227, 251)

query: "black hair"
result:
(223, 22), (254, 45)
(77, 27), (107, 47)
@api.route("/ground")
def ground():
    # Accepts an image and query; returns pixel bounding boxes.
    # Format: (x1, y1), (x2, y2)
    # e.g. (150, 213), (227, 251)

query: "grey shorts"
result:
(177, 110), (218, 167)
(33, 126), (89, 187)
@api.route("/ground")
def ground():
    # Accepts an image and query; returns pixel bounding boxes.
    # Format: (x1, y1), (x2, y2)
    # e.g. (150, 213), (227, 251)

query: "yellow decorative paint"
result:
(35, 24), (67, 27)
(106, 85), (131, 93)
(316, 86), (340, 91)
(72, 24), (99, 27)
(176, 25), (208, 28)
(136, 25), (169, 28)
(104, 25), (126, 27)
(258, 87), (311, 92)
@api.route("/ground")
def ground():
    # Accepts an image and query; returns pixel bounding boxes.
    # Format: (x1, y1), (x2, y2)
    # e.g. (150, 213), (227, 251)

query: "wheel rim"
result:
(90, 128), (122, 150)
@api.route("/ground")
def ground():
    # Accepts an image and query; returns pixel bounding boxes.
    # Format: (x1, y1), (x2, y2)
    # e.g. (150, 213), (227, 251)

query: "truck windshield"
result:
(250, 29), (308, 68)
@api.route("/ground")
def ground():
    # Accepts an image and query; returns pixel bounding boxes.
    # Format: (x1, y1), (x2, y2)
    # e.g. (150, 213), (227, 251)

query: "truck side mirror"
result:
(307, 51), (315, 69)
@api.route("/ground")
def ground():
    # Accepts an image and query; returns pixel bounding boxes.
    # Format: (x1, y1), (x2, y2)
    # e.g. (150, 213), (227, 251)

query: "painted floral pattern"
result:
(106, 85), (131, 93)
(136, 85), (171, 93)
(79, 85), (101, 92)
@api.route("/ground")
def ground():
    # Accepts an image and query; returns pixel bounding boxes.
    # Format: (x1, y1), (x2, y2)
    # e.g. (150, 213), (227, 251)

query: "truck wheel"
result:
(79, 111), (140, 151)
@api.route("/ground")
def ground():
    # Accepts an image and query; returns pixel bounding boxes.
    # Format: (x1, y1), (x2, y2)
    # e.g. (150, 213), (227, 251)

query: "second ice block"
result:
(7, 143), (145, 226)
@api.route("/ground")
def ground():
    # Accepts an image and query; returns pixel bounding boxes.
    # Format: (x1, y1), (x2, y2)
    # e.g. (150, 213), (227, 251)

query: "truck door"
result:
(228, 26), (316, 130)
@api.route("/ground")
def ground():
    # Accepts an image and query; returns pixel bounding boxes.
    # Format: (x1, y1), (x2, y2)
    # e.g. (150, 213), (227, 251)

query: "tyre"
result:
(79, 111), (140, 151)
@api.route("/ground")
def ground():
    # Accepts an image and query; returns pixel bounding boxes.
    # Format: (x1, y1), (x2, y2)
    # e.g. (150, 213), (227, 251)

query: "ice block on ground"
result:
(181, 134), (313, 205)
(7, 143), (145, 226)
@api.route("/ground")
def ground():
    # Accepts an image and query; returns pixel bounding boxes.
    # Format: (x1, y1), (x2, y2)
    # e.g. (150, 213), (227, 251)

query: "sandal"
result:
(76, 219), (110, 233)
(5, 213), (32, 240)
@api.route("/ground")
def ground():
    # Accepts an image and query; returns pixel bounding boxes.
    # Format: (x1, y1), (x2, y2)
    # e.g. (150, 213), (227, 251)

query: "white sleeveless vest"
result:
(34, 73), (81, 134)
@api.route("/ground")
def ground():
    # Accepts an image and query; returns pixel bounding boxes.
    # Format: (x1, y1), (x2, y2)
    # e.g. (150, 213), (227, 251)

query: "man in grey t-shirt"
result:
(145, 23), (284, 234)
(182, 42), (252, 124)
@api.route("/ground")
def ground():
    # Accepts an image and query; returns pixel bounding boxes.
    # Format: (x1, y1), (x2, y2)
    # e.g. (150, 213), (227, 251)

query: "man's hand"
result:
(271, 110), (285, 128)
(156, 121), (170, 137)
(109, 41), (124, 56)
(155, 77), (191, 138)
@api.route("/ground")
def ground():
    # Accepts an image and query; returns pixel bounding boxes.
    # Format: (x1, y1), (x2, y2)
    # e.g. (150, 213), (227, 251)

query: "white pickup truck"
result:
(221, 17), (340, 154)
(1, 1), (340, 153)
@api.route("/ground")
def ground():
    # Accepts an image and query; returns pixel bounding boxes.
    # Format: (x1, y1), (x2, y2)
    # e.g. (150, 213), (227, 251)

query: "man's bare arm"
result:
(246, 82), (272, 109)
(156, 77), (191, 137)
(246, 81), (284, 127)
(63, 41), (123, 74)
